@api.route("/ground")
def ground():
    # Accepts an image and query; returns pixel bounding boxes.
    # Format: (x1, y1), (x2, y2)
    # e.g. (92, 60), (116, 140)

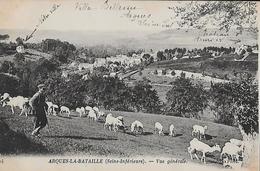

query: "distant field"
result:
(0, 106), (242, 168)
(149, 57), (258, 80)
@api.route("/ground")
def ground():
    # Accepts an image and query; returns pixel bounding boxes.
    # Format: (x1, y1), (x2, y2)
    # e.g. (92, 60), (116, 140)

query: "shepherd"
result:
(30, 84), (48, 137)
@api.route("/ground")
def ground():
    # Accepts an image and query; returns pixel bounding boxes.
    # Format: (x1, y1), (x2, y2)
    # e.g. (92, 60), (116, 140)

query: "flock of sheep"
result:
(0, 92), (244, 168)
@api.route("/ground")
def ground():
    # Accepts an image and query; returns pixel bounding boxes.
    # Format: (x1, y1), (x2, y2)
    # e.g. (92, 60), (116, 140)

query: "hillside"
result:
(0, 106), (242, 168)
(0, 49), (52, 63)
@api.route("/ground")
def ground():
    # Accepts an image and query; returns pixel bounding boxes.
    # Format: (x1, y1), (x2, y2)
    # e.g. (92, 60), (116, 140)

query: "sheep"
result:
(154, 122), (164, 136)
(51, 104), (59, 115)
(2, 96), (29, 115)
(116, 116), (124, 124)
(80, 107), (86, 117)
(0, 93), (10, 103)
(192, 125), (207, 140)
(169, 124), (175, 137)
(221, 142), (244, 162)
(230, 138), (244, 147)
(188, 138), (221, 164)
(85, 106), (93, 114)
(60, 106), (70, 117)
(19, 101), (32, 117)
(92, 106), (99, 113)
(76, 107), (85, 117)
(76, 107), (82, 116)
(46, 101), (54, 115)
(116, 116), (125, 132)
(104, 115), (123, 132)
(87, 109), (97, 121)
(97, 110), (105, 119)
(131, 120), (143, 134)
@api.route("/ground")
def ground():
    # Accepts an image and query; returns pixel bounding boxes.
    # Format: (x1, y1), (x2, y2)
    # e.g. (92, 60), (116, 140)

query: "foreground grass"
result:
(0, 107), (242, 167)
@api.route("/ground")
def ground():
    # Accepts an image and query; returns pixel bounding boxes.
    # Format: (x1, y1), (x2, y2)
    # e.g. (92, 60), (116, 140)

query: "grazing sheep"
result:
(51, 104), (59, 115)
(87, 109), (97, 121)
(154, 122), (164, 135)
(221, 142), (244, 162)
(92, 106), (99, 112)
(97, 110), (105, 119)
(131, 120), (143, 134)
(169, 124), (175, 137)
(46, 101), (54, 115)
(104, 115), (123, 132)
(116, 116), (124, 124)
(3, 96), (29, 115)
(0, 93), (10, 103)
(60, 106), (70, 117)
(80, 107), (86, 117)
(19, 101), (32, 117)
(192, 125), (207, 140)
(188, 138), (221, 164)
(85, 106), (93, 114)
(76, 107), (82, 116)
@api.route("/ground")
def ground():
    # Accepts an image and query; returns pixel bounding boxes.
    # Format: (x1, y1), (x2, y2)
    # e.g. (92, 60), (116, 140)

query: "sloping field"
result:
(0, 106), (242, 168)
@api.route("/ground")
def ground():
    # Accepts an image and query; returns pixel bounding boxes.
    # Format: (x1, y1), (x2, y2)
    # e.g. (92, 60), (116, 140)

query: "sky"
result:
(0, 0), (258, 48)
(0, 0), (179, 32)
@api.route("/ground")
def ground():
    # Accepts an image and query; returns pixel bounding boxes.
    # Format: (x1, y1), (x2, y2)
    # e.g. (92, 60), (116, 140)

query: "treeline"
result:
(156, 46), (236, 61)
(26, 39), (145, 63)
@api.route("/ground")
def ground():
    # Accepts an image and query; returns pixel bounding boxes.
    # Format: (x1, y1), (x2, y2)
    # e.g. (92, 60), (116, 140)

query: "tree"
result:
(131, 80), (161, 113)
(173, 1), (257, 35)
(157, 51), (166, 61)
(209, 77), (258, 167)
(166, 77), (208, 118)
(0, 34), (9, 41)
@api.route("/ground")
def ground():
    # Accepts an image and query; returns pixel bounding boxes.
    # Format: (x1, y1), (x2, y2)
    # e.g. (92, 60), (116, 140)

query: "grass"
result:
(0, 106), (242, 168)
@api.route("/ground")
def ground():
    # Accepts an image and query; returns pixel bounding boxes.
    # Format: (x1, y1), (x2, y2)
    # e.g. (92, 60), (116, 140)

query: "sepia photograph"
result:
(0, 0), (259, 171)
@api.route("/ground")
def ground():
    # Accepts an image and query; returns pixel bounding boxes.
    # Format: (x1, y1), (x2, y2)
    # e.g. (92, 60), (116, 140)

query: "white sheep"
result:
(192, 125), (207, 140)
(230, 138), (244, 147)
(46, 101), (53, 115)
(92, 106), (99, 112)
(87, 109), (97, 121)
(169, 124), (175, 137)
(154, 122), (164, 135)
(131, 120), (143, 134)
(60, 106), (70, 117)
(104, 115), (123, 132)
(85, 106), (93, 114)
(0, 93), (10, 102)
(116, 116), (124, 124)
(188, 138), (221, 164)
(51, 104), (59, 115)
(19, 101), (32, 117)
(97, 110), (105, 119)
(76, 107), (82, 116)
(80, 107), (86, 117)
(221, 142), (244, 162)
(3, 96), (29, 115)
